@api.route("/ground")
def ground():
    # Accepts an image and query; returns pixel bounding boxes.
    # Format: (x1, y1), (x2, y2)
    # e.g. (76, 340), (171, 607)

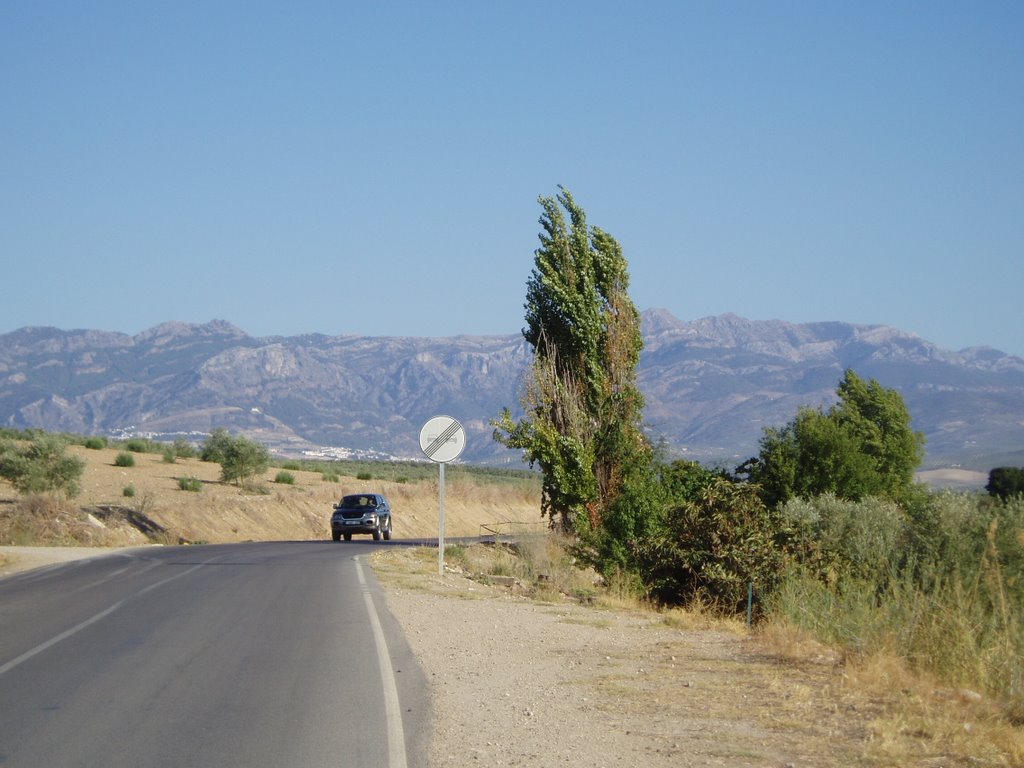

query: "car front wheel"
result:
(382, 516), (392, 541)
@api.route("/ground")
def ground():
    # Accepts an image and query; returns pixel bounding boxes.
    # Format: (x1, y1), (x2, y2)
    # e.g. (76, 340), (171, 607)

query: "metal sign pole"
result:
(418, 415), (466, 579)
(438, 461), (446, 576)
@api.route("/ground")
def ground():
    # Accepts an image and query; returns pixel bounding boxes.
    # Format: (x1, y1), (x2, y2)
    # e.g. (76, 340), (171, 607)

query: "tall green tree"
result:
(832, 369), (925, 496)
(742, 369), (924, 507)
(493, 188), (648, 539)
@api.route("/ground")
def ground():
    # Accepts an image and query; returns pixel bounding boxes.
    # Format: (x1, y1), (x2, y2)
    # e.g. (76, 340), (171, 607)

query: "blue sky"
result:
(2, 2), (1022, 356)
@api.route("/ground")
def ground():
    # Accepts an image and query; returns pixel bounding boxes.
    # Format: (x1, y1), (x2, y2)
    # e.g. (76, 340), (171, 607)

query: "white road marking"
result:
(0, 556), (221, 677)
(0, 600), (126, 676)
(354, 556), (409, 768)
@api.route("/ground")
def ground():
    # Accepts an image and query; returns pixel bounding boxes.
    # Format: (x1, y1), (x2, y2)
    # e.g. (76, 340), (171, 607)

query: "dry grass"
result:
(758, 618), (1024, 766)
(658, 602), (749, 634)
(0, 494), (153, 547)
(0, 445), (541, 546)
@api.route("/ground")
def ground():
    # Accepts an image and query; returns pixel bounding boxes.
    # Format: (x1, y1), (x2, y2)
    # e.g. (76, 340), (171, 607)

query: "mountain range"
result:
(1, 310), (1022, 472)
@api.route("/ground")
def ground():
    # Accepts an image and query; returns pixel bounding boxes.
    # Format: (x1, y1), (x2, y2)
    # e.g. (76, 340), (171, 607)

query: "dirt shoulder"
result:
(373, 549), (890, 768)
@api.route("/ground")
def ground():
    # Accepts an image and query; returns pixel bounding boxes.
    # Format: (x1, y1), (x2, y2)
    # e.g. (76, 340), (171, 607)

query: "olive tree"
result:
(201, 429), (270, 485)
(0, 433), (85, 498)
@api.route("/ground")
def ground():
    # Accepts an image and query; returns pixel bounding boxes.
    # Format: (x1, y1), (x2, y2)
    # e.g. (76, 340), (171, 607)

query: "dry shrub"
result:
(455, 542), (523, 578)
(756, 615), (1024, 765)
(755, 619), (842, 667)
(0, 495), (74, 545)
(0, 495), (149, 547)
(445, 536), (602, 603)
(659, 599), (748, 633)
(845, 652), (1024, 767)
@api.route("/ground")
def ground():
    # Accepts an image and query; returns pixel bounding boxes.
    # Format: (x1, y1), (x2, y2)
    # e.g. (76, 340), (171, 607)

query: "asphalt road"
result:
(0, 541), (430, 768)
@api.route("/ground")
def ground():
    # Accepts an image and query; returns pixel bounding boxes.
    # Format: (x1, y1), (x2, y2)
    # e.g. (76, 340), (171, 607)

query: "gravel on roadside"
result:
(374, 550), (877, 768)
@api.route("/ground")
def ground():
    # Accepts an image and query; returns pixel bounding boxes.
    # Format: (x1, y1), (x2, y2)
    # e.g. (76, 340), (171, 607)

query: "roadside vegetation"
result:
(491, 188), (1024, 762)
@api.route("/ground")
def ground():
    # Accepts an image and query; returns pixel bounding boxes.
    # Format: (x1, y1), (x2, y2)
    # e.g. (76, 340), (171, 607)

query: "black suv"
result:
(330, 493), (393, 541)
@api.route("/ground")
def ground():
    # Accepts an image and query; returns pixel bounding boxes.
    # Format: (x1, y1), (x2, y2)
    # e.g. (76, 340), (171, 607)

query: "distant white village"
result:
(109, 425), (417, 464)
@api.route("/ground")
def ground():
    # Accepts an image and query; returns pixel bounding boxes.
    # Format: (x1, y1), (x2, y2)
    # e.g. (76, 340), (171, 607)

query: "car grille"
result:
(340, 510), (364, 520)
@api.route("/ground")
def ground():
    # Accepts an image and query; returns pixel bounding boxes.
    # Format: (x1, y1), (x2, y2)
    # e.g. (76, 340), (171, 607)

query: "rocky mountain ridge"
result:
(1, 311), (1022, 470)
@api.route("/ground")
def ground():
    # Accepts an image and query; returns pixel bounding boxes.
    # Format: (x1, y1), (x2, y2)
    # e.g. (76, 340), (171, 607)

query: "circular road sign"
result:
(419, 415), (466, 463)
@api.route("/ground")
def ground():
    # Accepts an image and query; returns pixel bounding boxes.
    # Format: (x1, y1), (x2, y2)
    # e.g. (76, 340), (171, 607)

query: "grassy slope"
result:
(0, 445), (542, 545)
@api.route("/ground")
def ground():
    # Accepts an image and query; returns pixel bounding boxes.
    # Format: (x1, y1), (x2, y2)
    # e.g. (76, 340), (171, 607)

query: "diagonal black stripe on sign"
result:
(424, 421), (460, 458)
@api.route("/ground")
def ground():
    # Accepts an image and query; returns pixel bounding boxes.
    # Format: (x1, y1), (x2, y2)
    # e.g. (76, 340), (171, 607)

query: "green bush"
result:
(779, 494), (908, 584)
(124, 438), (153, 454)
(221, 439), (270, 484)
(281, 461), (301, 471)
(114, 451), (135, 468)
(741, 370), (924, 508)
(162, 447), (177, 464)
(588, 458), (666, 575)
(172, 438), (196, 459)
(321, 472), (340, 483)
(123, 484), (135, 497)
(632, 476), (788, 612)
(0, 434), (85, 498)
(356, 471), (372, 481)
(177, 476), (202, 492)
(84, 436), (107, 450)
(274, 470), (296, 485)
(200, 428), (233, 464)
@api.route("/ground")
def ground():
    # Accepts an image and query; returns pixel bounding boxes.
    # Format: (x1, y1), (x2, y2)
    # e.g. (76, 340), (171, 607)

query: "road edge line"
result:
(354, 556), (409, 768)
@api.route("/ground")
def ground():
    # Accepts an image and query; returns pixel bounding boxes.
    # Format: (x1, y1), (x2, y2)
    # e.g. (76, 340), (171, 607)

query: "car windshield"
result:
(341, 495), (377, 508)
